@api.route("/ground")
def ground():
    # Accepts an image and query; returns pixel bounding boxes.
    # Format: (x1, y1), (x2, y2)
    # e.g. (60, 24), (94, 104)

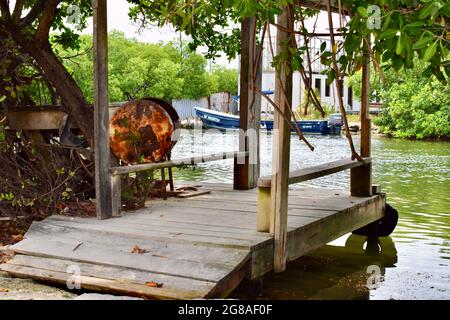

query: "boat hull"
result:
(194, 107), (240, 130)
(261, 119), (330, 134)
(194, 107), (340, 135)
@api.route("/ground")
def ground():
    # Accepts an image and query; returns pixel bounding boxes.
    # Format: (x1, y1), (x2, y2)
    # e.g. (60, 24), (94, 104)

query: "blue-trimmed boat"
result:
(194, 107), (342, 135)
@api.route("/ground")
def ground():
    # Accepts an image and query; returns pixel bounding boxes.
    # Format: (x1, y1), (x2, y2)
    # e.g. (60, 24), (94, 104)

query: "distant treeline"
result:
(51, 31), (238, 103)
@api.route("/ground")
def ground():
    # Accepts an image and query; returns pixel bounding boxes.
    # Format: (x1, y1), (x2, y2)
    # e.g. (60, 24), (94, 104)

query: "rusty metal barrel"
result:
(109, 99), (180, 165)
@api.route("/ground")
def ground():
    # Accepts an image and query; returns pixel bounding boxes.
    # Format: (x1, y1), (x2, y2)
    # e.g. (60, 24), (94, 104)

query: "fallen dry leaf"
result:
(55, 203), (65, 210)
(11, 234), (23, 242)
(131, 245), (148, 254)
(0, 288), (9, 293)
(145, 282), (163, 288)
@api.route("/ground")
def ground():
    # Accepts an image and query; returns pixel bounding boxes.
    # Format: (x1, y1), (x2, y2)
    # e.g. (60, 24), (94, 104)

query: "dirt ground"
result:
(0, 213), (76, 299)
(0, 218), (72, 300)
(0, 271), (77, 300)
(0, 271), (144, 300)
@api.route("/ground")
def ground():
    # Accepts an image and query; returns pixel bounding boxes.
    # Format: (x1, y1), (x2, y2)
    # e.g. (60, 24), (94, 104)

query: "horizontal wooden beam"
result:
(295, 0), (351, 14)
(6, 106), (123, 131)
(110, 151), (249, 176)
(258, 157), (372, 188)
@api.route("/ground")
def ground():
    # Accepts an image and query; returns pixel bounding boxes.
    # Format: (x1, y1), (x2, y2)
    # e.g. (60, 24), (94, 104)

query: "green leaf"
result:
(412, 35), (433, 50)
(380, 29), (398, 39)
(381, 15), (391, 31)
(326, 69), (336, 85)
(403, 21), (425, 29)
(423, 41), (437, 62)
(418, 2), (435, 19)
(357, 7), (368, 18)
(291, 54), (302, 71)
(396, 35), (404, 55)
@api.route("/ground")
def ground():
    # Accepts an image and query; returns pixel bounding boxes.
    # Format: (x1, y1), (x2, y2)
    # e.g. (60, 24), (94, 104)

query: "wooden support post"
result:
(351, 54), (372, 197)
(160, 168), (167, 200)
(168, 167), (174, 192)
(93, 0), (113, 219)
(111, 174), (121, 217)
(257, 186), (271, 232)
(255, 43), (262, 180)
(271, 6), (294, 273)
(234, 17), (261, 190)
(167, 154), (175, 192)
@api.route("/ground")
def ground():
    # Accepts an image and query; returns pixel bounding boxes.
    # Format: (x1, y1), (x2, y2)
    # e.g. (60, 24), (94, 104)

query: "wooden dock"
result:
(0, 0), (390, 302)
(0, 183), (385, 299)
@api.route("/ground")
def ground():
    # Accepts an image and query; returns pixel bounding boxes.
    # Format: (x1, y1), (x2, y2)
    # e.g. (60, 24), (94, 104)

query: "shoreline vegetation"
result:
(348, 58), (449, 141)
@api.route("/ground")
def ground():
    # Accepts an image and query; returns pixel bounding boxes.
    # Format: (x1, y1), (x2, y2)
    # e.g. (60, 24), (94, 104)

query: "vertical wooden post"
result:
(257, 186), (271, 232)
(93, 0), (113, 219)
(234, 17), (261, 190)
(271, 6), (293, 273)
(111, 174), (122, 217)
(255, 44), (263, 180)
(351, 53), (372, 197)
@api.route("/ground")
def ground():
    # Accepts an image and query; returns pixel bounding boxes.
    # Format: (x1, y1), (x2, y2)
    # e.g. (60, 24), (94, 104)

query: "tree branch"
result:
(266, 22), (315, 151)
(12, 0), (25, 23)
(298, 8), (325, 117)
(19, 0), (46, 27)
(35, 0), (61, 44)
(326, 0), (361, 161)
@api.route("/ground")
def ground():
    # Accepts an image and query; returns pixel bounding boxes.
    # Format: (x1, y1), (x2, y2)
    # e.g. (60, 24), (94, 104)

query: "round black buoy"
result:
(352, 203), (399, 238)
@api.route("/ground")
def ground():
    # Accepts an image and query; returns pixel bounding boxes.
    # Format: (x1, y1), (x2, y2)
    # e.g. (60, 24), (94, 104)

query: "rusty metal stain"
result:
(109, 100), (175, 164)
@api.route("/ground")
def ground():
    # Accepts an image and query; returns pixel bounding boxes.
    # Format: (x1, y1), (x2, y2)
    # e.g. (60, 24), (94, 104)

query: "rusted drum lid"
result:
(109, 100), (174, 164)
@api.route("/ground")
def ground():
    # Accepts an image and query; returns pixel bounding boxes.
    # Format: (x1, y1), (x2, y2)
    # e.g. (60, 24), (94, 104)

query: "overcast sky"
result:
(98, 1), (180, 43)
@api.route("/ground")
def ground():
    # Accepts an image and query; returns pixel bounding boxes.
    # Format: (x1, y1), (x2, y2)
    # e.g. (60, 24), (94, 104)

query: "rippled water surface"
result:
(171, 131), (450, 299)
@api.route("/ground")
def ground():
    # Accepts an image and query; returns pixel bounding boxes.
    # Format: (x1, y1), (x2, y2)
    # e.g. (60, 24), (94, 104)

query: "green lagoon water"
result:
(171, 131), (450, 300)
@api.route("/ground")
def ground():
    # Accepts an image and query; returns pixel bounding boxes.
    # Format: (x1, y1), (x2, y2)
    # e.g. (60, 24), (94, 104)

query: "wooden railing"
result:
(110, 151), (247, 175)
(256, 157), (372, 233)
(108, 151), (248, 217)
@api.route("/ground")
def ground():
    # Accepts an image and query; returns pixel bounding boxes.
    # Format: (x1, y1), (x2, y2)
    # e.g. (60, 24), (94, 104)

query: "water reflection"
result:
(230, 235), (398, 300)
(171, 131), (450, 299)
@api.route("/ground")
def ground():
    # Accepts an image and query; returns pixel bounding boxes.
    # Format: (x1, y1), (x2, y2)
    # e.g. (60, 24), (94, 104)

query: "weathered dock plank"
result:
(46, 215), (272, 243)
(20, 221), (251, 268)
(0, 183), (385, 299)
(4, 255), (216, 299)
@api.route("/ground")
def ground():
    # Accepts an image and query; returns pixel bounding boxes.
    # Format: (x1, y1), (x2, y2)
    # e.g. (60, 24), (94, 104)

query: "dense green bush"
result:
(349, 59), (449, 140)
(375, 78), (449, 139)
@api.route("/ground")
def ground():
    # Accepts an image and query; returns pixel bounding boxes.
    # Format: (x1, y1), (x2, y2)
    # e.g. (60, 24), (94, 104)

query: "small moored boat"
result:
(194, 107), (342, 135)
